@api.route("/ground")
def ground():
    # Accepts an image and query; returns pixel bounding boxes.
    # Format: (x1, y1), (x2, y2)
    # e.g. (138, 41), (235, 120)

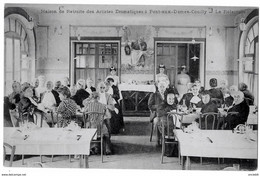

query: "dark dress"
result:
(195, 101), (219, 129)
(209, 88), (224, 102)
(157, 102), (178, 157)
(242, 90), (254, 105)
(4, 97), (13, 127)
(18, 97), (37, 123)
(148, 91), (164, 122)
(179, 93), (203, 108)
(225, 99), (249, 130)
(71, 89), (90, 108)
(110, 85), (124, 134)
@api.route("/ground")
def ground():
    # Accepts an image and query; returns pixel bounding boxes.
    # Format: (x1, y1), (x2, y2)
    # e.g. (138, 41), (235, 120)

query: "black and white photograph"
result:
(1, 1), (259, 176)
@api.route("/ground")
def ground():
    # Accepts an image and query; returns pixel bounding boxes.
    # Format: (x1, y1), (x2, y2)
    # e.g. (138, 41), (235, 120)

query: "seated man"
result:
(224, 91), (249, 130)
(39, 81), (61, 125)
(148, 81), (168, 145)
(195, 90), (218, 129)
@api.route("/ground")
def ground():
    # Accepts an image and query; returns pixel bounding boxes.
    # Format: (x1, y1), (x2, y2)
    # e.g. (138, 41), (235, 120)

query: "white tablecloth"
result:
(118, 84), (156, 93)
(4, 127), (96, 155)
(175, 130), (257, 159)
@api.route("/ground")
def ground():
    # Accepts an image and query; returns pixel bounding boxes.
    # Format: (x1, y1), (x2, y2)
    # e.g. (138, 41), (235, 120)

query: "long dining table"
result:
(4, 127), (97, 168)
(174, 129), (258, 170)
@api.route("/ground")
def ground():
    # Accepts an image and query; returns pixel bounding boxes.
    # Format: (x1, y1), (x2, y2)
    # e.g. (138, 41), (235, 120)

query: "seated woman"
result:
(18, 85), (49, 127)
(194, 90), (219, 129)
(157, 88), (178, 156)
(106, 78), (124, 134)
(56, 86), (81, 127)
(148, 81), (168, 145)
(84, 92), (111, 155)
(8, 81), (21, 127)
(239, 82), (254, 105)
(179, 84), (203, 109)
(224, 91), (249, 130)
(71, 79), (90, 108)
(208, 78), (224, 104)
(85, 78), (96, 94)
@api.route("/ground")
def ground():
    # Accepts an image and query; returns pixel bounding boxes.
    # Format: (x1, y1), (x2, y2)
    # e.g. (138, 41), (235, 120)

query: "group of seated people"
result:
(148, 77), (255, 146)
(4, 71), (124, 155)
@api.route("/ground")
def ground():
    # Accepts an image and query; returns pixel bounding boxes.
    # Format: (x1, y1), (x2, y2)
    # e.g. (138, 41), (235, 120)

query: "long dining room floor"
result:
(4, 117), (257, 171)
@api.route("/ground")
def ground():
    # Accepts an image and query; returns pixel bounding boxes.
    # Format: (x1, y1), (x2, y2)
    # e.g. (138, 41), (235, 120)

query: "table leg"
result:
(184, 156), (191, 170)
(84, 155), (89, 168)
(79, 155), (83, 168)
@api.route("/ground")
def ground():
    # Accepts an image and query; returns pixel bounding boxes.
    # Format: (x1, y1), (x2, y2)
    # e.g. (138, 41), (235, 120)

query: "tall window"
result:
(4, 17), (31, 95)
(241, 19), (258, 105)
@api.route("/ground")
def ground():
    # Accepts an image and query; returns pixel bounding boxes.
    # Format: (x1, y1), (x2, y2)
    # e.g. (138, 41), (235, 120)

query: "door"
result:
(74, 42), (119, 86)
(156, 42), (201, 86)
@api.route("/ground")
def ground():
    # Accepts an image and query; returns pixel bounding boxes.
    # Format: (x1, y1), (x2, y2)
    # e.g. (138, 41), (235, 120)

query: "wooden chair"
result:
(149, 110), (156, 142)
(3, 143), (16, 167)
(83, 110), (106, 163)
(19, 110), (40, 165)
(199, 112), (222, 164)
(199, 112), (220, 130)
(161, 112), (182, 164)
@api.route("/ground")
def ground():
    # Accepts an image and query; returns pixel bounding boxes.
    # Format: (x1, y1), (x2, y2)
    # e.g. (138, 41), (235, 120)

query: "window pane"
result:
(245, 40), (250, 54)
(5, 38), (13, 72)
(75, 55), (95, 68)
(99, 55), (113, 68)
(14, 39), (21, 82)
(76, 44), (82, 54)
(82, 44), (88, 54)
(247, 29), (254, 42)
(4, 18), (9, 32)
(10, 18), (16, 32)
(253, 22), (259, 37)
(249, 41), (255, 54)
(89, 44), (95, 54)
(163, 45), (170, 55)
(255, 42), (259, 74)
(5, 38), (13, 96)
(157, 44), (163, 55)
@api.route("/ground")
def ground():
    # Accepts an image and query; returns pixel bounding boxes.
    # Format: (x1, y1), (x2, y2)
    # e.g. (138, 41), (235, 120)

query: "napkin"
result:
(190, 96), (201, 104)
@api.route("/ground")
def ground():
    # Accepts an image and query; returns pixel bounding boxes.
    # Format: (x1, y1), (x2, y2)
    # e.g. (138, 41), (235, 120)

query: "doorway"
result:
(70, 37), (121, 86)
(154, 38), (205, 86)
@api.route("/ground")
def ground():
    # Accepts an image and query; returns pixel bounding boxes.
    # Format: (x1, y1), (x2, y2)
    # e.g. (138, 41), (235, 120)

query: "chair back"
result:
(3, 142), (16, 167)
(199, 112), (220, 130)
(83, 110), (106, 136)
(163, 112), (182, 137)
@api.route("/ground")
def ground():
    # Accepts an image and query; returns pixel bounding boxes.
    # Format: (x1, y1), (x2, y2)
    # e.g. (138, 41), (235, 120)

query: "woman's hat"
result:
(159, 64), (165, 69)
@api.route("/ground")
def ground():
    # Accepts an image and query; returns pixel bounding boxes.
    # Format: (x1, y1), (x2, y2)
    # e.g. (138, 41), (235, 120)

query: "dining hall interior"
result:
(2, 3), (259, 172)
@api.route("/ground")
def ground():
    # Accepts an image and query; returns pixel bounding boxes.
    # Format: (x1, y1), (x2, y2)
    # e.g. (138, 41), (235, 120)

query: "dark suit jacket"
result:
(72, 89), (90, 108)
(225, 99), (249, 130)
(148, 91), (164, 113)
(51, 89), (61, 106)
